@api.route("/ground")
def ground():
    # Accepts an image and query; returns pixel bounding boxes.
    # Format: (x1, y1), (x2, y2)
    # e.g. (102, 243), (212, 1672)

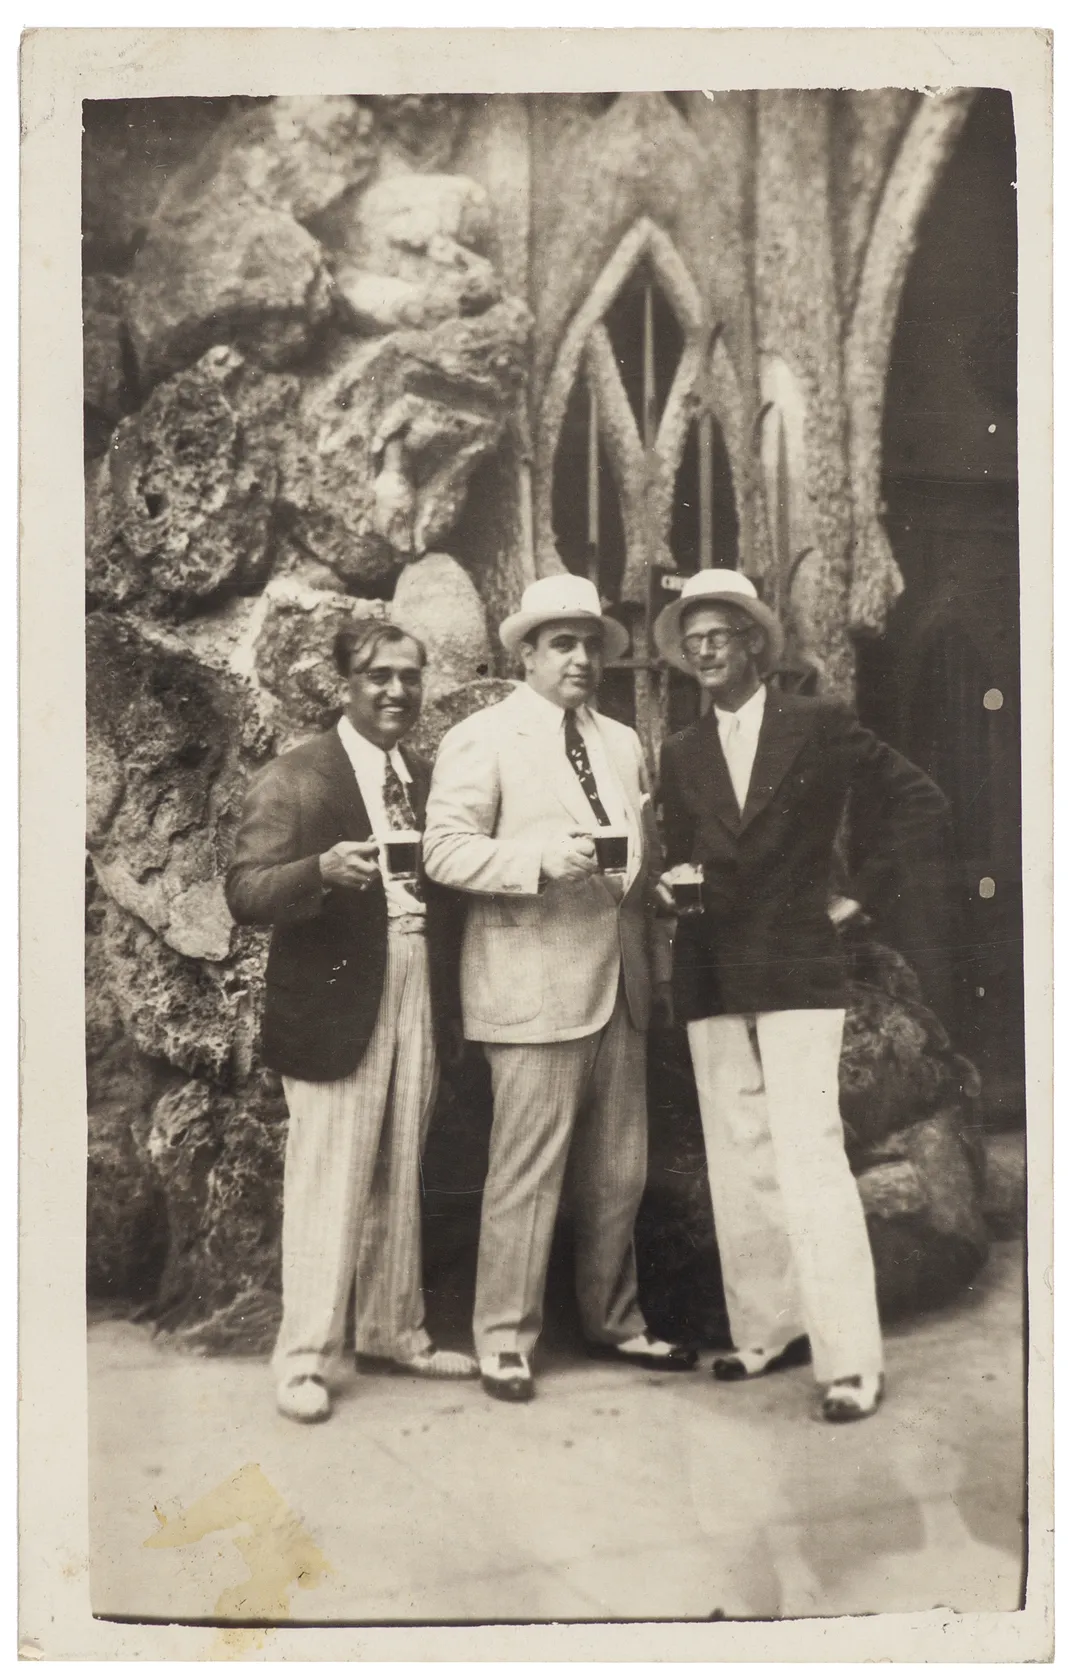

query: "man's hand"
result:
(540, 829), (598, 883)
(319, 840), (382, 891)
(650, 980), (675, 1030)
(828, 894), (862, 927)
(654, 878), (677, 914)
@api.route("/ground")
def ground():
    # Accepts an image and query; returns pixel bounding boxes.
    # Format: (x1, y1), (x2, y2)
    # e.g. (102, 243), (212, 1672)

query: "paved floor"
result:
(88, 1241), (1025, 1625)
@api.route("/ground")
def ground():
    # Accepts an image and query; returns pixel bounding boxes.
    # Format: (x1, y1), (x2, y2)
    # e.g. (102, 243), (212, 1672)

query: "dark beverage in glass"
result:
(669, 864), (704, 916)
(594, 830), (629, 872)
(384, 830), (421, 880)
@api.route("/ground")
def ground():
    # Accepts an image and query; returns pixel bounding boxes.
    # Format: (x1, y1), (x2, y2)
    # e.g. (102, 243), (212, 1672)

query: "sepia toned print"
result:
(18, 28), (1051, 1659)
(83, 79), (1026, 1627)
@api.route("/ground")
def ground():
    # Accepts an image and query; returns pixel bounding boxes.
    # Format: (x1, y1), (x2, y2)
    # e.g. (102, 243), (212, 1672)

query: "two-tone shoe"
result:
(820, 1372), (885, 1423)
(711, 1334), (811, 1382)
(479, 1351), (535, 1403)
(586, 1331), (698, 1372)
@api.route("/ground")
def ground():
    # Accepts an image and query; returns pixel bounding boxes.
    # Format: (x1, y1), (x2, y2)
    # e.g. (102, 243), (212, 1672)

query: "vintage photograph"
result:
(70, 61), (1038, 1634)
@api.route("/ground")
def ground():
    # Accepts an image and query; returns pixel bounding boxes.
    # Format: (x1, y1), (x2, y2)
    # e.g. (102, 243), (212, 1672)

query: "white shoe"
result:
(276, 1374), (331, 1423)
(356, 1346), (479, 1380)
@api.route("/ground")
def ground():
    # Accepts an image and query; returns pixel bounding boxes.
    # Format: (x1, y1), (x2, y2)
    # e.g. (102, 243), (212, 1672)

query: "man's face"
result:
(343, 635), (424, 749)
(679, 604), (763, 707)
(521, 619), (605, 710)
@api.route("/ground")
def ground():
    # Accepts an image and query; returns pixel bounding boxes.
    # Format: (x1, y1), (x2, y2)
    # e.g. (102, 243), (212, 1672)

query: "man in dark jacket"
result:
(654, 571), (949, 1423)
(226, 619), (476, 1423)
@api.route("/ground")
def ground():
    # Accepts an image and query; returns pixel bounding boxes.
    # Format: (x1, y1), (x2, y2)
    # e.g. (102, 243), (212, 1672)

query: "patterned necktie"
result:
(382, 753), (424, 901)
(564, 709), (611, 826)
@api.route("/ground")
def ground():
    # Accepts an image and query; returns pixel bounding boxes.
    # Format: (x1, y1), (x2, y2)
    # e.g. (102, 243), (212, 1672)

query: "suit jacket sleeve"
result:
(225, 760), (328, 927)
(635, 734), (672, 986)
(657, 738), (693, 872)
(422, 721), (544, 897)
(838, 710), (952, 910)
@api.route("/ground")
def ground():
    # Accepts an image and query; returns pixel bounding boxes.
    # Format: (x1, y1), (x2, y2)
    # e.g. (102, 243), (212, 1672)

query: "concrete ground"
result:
(88, 1240), (1025, 1625)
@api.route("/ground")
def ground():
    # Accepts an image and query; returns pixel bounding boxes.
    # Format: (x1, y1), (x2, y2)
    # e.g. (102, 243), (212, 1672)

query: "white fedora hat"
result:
(499, 573), (630, 661)
(653, 569), (784, 676)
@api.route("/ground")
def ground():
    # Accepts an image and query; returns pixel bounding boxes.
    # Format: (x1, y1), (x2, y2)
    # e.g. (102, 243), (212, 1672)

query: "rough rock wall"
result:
(84, 95), (532, 1330)
(85, 90), (992, 1346)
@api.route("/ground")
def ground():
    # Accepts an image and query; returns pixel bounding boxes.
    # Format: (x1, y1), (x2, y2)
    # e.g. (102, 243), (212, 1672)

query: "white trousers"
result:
(272, 928), (438, 1383)
(686, 1009), (883, 1384)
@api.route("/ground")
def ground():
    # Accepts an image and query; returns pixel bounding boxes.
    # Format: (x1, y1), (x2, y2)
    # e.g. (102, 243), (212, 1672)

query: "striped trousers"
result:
(474, 988), (650, 1360)
(272, 927), (437, 1384)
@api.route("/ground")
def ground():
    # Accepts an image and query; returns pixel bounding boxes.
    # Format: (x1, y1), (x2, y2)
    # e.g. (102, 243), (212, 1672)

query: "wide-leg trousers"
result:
(474, 988), (650, 1360)
(272, 927), (437, 1383)
(686, 1008), (883, 1385)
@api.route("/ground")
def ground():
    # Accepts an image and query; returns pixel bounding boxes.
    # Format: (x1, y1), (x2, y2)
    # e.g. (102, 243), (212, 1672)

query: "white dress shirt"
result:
(514, 682), (638, 888)
(336, 717), (425, 921)
(714, 682), (767, 811)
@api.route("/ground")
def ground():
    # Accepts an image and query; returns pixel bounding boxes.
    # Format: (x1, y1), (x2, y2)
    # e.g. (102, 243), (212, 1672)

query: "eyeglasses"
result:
(681, 628), (753, 656)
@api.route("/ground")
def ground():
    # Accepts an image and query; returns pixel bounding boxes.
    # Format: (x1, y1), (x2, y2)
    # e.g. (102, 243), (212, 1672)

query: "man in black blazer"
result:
(654, 571), (949, 1422)
(226, 619), (476, 1423)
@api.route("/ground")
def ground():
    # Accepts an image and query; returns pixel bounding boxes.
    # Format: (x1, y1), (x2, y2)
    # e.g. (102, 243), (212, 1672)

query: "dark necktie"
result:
(564, 709), (611, 826)
(382, 754), (424, 902)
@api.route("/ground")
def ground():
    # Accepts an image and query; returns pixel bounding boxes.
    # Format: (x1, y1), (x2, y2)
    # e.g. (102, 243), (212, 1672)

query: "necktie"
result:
(382, 754), (425, 902)
(564, 710), (611, 826)
(719, 712), (750, 811)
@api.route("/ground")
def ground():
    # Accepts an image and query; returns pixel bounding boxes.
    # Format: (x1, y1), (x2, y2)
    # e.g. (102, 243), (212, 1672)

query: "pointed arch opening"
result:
(535, 219), (745, 767)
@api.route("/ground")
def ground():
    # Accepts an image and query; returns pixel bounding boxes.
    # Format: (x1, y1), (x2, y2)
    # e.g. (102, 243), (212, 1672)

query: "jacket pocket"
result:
(464, 911), (543, 1026)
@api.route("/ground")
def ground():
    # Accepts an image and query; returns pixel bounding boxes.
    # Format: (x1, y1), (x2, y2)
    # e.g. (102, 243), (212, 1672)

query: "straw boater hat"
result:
(653, 569), (784, 677)
(499, 574), (630, 662)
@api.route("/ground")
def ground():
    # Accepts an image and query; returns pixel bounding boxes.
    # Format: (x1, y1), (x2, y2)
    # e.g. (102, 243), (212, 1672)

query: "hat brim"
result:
(653, 591), (784, 677)
(500, 609), (631, 663)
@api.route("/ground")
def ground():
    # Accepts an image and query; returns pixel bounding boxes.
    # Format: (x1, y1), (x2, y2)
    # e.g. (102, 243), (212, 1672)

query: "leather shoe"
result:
(820, 1372), (885, 1423)
(712, 1335), (811, 1382)
(355, 1346), (478, 1380)
(276, 1374), (331, 1423)
(480, 1352), (535, 1403)
(586, 1331), (698, 1372)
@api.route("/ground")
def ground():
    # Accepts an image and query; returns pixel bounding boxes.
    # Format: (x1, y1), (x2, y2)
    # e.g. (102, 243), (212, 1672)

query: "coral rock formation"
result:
(127, 97), (378, 386)
(86, 348), (296, 618)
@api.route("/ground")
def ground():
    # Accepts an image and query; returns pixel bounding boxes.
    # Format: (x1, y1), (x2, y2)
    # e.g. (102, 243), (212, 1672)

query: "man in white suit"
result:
(423, 575), (696, 1402)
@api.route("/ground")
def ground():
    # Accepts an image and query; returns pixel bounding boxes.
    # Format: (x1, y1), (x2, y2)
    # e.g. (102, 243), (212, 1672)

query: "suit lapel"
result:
(683, 712), (743, 835)
(506, 689), (595, 830)
(738, 690), (813, 830)
(312, 728), (374, 840)
(400, 748), (429, 827)
(597, 716), (639, 815)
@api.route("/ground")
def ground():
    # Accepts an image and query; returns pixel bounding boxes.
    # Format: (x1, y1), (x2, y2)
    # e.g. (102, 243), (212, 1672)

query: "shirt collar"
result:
(337, 715), (411, 781)
(714, 682), (767, 733)
(515, 680), (594, 733)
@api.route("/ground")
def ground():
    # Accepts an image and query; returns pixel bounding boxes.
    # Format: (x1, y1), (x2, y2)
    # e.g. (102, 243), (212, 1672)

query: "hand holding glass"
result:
(660, 862), (705, 915)
(593, 829), (629, 872)
(383, 829), (421, 883)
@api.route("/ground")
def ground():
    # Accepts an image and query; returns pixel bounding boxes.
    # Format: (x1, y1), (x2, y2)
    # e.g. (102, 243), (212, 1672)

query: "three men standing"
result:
(226, 619), (477, 1424)
(228, 567), (948, 1428)
(423, 575), (696, 1402)
(654, 570), (949, 1422)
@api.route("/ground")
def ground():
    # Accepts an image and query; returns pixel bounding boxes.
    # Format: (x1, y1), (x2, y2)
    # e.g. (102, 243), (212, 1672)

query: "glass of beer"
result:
(665, 862), (704, 916)
(383, 829), (421, 884)
(593, 828), (629, 874)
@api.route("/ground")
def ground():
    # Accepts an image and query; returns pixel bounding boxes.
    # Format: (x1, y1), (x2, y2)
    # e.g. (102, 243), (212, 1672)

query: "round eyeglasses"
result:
(681, 627), (753, 656)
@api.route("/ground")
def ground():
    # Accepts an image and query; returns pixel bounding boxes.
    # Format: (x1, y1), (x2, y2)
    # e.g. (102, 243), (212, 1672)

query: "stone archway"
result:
(844, 89), (978, 636)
